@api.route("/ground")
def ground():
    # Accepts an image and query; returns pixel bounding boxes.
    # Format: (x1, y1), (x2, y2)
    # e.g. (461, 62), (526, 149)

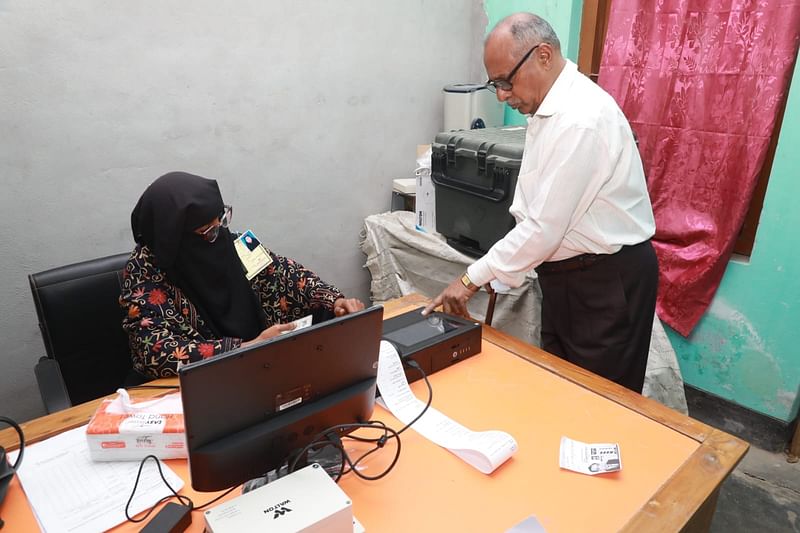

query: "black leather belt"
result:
(536, 242), (647, 275)
(536, 253), (608, 275)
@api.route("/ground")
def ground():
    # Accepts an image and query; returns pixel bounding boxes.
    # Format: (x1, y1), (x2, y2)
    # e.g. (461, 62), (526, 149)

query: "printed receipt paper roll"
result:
(377, 340), (517, 474)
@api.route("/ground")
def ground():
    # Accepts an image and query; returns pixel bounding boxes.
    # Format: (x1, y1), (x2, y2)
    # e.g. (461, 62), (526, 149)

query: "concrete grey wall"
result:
(0, 1), (487, 421)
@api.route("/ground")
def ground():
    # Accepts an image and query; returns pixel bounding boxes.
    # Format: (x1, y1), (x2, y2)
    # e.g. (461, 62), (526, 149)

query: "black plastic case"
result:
(431, 126), (526, 257)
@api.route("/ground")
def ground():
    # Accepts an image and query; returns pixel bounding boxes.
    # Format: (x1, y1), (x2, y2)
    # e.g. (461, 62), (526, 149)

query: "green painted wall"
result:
(667, 58), (800, 423)
(484, 0), (583, 125)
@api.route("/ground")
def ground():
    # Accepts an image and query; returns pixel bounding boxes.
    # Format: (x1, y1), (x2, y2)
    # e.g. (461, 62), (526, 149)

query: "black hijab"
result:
(131, 172), (265, 341)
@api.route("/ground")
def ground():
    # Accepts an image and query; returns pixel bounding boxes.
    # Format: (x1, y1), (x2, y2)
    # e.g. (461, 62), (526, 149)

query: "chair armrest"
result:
(34, 357), (72, 413)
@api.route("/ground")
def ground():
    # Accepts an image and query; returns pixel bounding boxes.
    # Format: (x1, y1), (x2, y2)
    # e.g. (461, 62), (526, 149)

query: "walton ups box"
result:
(431, 126), (526, 257)
(86, 391), (187, 461)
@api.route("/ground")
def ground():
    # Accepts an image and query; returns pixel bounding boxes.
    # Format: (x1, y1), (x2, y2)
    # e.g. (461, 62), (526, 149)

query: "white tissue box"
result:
(86, 393), (187, 461)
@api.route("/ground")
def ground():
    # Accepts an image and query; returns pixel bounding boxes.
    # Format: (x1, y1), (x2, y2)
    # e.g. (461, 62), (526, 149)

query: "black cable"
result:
(338, 419), (391, 476)
(126, 385), (180, 390)
(124, 360), (434, 520)
(336, 424), (402, 482)
(344, 359), (434, 478)
(125, 454), (241, 517)
(125, 455), (193, 523)
(339, 358), (432, 480)
(287, 432), (348, 482)
(0, 416), (24, 531)
(0, 416), (24, 471)
(344, 419), (390, 442)
(344, 438), (388, 474)
(192, 485), (240, 512)
(287, 423), (375, 474)
(287, 422), (402, 482)
(395, 359), (432, 435)
(290, 359), (433, 482)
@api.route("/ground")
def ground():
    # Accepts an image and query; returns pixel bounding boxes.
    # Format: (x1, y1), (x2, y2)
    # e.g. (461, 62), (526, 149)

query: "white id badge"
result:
(234, 230), (273, 280)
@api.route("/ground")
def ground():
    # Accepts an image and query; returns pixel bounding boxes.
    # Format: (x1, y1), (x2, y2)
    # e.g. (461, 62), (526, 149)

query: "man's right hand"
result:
(422, 276), (478, 319)
(241, 323), (296, 348)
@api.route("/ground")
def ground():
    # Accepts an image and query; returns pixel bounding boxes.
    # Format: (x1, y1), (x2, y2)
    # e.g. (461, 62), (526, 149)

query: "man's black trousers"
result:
(536, 240), (659, 393)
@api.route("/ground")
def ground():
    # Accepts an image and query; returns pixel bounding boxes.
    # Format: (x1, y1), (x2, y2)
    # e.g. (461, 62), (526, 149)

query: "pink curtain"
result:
(598, 0), (800, 336)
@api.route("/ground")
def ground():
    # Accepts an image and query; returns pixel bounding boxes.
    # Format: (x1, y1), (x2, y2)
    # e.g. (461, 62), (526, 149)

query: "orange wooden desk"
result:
(1, 294), (748, 532)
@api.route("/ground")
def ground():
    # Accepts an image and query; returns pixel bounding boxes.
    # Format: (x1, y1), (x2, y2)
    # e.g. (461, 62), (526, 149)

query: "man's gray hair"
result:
(499, 13), (561, 53)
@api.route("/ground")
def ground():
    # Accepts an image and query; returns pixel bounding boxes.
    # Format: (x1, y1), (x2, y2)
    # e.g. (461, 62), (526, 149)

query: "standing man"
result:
(423, 13), (658, 392)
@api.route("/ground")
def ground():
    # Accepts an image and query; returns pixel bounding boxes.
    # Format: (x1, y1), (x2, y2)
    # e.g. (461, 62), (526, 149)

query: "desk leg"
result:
(786, 421), (800, 463)
(680, 489), (720, 533)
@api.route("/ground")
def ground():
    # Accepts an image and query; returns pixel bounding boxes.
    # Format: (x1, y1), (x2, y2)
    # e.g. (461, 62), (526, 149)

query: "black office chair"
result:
(29, 252), (147, 413)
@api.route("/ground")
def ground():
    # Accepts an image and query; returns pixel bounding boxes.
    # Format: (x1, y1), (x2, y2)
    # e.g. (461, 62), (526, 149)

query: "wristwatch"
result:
(460, 272), (479, 292)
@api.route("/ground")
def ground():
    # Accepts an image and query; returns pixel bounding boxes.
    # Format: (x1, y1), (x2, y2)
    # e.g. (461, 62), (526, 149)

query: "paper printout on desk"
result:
(377, 340), (517, 474)
(9, 425), (184, 533)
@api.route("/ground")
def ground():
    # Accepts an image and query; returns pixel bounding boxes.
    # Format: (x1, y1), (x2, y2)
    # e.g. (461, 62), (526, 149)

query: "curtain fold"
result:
(599, 0), (800, 336)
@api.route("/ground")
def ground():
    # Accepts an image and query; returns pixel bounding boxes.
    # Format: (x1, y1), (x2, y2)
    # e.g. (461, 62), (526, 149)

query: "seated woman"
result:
(120, 172), (364, 378)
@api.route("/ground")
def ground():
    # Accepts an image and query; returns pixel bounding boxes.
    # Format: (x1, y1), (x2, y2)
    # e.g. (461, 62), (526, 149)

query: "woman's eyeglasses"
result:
(199, 205), (233, 243)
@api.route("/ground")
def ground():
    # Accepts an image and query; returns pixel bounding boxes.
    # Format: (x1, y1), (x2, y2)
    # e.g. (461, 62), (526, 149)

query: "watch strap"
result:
(460, 273), (479, 292)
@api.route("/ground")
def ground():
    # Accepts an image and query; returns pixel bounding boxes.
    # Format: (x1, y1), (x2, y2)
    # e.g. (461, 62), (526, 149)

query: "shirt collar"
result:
(530, 59), (578, 119)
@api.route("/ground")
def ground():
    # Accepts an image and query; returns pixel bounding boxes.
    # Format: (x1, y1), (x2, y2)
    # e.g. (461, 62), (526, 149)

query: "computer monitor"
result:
(179, 305), (384, 492)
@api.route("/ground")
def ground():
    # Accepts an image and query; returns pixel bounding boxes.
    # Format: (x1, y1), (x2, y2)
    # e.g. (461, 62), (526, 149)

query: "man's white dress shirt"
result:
(468, 60), (655, 288)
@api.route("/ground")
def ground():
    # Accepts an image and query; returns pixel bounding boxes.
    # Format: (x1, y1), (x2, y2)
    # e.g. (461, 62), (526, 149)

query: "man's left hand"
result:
(333, 297), (365, 317)
(422, 277), (477, 318)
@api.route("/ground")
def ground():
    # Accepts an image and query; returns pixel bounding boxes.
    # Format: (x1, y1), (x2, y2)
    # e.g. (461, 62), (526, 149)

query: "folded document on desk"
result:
(377, 341), (517, 474)
(559, 436), (622, 475)
(9, 425), (184, 533)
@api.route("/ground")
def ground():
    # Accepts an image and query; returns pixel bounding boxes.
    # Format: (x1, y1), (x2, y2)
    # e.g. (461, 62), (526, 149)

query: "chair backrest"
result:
(29, 253), (132, 406)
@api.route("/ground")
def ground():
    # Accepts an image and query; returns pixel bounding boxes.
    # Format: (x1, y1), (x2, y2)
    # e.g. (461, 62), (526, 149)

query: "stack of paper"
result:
(10, 425), (184, 533)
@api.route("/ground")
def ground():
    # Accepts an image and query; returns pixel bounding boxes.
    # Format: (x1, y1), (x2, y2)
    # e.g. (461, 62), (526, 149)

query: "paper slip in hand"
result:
(234, 229), (273, 280)
(281, 314), (313, 334)
(376, 341), (517, 474)
(559, 436), (622, 475)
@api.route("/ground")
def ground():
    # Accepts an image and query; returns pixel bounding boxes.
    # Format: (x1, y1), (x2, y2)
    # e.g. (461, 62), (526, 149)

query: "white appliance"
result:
(204, 463), (357, 533)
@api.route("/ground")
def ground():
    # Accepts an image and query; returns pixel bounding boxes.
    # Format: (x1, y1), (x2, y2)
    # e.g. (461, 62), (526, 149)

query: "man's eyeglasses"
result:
(485, 43), (541, 93)
(199, 205), (233, 243)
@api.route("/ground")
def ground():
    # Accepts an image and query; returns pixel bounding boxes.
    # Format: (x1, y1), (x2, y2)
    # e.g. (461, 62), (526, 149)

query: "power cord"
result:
(0, 416), (25, 530)
(0, 416), (24, 471)
(287, 422), (402, 481)
(125, 454), (242, 530)
(395, 359), (433, 435)
(127, 360), (434, 524)
(344, 358), (432, 478)
(125, 455), (192, 523)
(192, 486), (239, 511)
(285, 358), (433, 482)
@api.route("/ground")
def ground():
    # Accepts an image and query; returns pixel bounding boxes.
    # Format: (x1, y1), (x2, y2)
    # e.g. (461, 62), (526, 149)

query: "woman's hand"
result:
(333, 297), (365, 317)
(241, 323), (296, 348)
